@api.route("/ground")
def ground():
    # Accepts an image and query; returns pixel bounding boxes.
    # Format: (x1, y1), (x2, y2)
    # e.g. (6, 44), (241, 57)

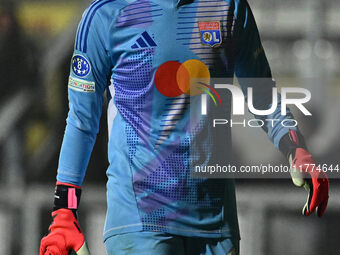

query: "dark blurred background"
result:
(0, 0), (339, 254)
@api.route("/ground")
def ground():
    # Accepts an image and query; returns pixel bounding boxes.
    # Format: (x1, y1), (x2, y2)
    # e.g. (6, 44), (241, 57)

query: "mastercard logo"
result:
(155, 59), (222, 105)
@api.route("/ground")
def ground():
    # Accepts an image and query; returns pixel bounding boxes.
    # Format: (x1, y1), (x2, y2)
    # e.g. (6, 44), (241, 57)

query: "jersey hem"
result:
(103, 223), (239, 242)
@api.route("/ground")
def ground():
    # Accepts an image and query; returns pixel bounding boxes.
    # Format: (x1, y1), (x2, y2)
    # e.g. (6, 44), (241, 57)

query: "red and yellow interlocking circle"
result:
(155, 59), (210, 97)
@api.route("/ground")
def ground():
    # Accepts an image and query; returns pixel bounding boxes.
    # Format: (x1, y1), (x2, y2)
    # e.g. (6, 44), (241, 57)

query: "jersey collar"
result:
(177, 0), (194, 8)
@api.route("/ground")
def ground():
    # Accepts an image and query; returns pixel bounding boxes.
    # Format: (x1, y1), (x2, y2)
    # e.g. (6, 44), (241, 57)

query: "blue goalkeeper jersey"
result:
(57, 0), (296, 241)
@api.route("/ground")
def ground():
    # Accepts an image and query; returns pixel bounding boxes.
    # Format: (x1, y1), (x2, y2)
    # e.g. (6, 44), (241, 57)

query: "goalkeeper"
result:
(40, 0), (329, 254)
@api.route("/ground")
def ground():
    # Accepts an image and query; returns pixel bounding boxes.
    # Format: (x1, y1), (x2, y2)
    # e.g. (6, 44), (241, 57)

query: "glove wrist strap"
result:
(53, 184), (81, 212)
(279, 130), (307, 159)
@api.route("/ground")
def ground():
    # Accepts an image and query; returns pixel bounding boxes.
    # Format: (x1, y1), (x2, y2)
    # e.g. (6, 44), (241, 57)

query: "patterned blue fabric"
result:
(105, 232), (239, 255)
(57, 0), (296, 242)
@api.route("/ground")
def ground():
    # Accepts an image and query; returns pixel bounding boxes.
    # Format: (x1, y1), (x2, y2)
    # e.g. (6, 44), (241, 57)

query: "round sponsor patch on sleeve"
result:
(71, 55), (91, 77)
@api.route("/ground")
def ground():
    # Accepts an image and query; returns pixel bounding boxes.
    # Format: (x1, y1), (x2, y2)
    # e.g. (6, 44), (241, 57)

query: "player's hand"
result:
(40, 209), (89, 255)
(289, 148), (329, 217)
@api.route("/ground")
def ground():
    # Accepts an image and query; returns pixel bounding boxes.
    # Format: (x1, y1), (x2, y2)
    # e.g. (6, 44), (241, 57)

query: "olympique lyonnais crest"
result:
(198, 21), (222, 47)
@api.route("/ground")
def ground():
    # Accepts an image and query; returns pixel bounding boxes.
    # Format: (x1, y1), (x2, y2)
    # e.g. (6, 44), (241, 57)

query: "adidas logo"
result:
(131, 31), (157, 49)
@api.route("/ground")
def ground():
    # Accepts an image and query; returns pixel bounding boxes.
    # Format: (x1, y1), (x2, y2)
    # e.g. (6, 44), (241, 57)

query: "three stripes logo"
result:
(131, 31), (157, 49)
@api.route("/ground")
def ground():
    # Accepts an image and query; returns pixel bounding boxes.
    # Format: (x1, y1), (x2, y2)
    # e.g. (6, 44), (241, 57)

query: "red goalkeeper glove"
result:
(289, 147), (329, 217)
(40, 183), (90, 255)
(280, 130), (329, 217)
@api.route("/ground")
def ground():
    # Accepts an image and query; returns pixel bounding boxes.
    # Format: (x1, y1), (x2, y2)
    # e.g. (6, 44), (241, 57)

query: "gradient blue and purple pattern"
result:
(59, 0), (289, 241)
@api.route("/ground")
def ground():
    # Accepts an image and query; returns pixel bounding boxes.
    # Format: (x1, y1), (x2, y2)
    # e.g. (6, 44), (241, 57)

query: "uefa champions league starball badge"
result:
(71, 55), (91, 78)
(198, 21), (222, 48)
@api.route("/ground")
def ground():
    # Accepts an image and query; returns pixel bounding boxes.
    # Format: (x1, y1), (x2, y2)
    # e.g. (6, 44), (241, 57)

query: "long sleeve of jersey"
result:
(57, 9), (112, 186)
(233, 0), (297, 149)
